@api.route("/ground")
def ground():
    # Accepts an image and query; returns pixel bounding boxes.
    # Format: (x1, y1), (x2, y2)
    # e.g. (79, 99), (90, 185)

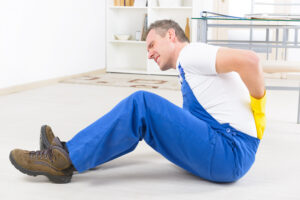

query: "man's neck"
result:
(171, 42), (189, 69)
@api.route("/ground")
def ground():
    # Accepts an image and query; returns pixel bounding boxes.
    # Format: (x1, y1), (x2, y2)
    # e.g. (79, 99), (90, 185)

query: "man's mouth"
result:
(155, 56), (160, 64)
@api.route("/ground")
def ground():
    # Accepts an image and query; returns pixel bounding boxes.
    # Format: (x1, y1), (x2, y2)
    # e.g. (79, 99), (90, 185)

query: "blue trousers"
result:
(67, 90), (259, 183)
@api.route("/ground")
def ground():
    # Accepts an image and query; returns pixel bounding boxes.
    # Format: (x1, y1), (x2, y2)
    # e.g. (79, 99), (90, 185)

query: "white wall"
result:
(0, 0), (106, 89)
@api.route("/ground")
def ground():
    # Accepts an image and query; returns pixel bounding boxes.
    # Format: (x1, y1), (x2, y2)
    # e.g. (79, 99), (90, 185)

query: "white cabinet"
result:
(106, 0), (196, 75)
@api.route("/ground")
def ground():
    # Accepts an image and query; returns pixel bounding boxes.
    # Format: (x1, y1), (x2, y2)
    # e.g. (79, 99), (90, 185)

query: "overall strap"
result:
(178, 63), (234, 134)
(178, 64), (185, 79)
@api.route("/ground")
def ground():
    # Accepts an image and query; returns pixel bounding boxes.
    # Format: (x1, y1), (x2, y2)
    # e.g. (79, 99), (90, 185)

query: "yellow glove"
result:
(250, 92), (266, 140)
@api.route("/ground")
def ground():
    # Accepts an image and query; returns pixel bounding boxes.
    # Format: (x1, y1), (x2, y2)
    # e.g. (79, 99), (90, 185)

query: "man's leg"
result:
(67, 90), (225, 181)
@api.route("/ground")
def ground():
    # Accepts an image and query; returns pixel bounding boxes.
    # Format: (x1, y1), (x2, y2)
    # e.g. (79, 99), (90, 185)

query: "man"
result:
(9, 20), (266, 183)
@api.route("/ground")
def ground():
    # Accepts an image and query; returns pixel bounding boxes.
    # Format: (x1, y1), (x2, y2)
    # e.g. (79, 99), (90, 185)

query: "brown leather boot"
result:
(40, 125), (78, 172)
(40, 125), (68, 150)
(9, 137), (73, 183)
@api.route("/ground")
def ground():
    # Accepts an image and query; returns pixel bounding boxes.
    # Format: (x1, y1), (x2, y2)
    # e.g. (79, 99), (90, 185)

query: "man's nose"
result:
(148, 51), (154, 59)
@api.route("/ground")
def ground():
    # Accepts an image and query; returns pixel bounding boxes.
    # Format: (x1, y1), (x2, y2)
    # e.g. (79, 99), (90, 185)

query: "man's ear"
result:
(167, 29), (176, 41)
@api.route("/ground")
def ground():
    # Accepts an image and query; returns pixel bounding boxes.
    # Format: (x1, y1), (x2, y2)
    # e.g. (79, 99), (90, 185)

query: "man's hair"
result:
(146, 19), (190, 43)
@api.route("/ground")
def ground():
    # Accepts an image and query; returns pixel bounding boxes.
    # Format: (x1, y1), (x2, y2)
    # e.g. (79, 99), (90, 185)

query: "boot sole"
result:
(40, 125), (51, 150)
(9, 152), (72, 183)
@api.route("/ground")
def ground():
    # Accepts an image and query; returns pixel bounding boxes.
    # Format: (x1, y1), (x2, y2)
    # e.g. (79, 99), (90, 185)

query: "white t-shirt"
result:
(176, 43), (257, 138)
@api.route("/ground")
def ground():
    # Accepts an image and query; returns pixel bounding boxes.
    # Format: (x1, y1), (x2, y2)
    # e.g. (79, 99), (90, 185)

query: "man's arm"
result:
(215, 47), (265, 99)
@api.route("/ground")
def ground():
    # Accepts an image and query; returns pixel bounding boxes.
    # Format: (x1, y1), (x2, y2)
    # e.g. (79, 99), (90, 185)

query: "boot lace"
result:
(29, 148), (56, 162)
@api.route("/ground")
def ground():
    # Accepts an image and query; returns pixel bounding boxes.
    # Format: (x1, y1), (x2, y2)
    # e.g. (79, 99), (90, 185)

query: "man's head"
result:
(146, 20), (189, 71)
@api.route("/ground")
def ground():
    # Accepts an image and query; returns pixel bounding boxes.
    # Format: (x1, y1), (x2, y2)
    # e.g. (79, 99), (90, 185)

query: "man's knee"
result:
(130, 90), (153, 101)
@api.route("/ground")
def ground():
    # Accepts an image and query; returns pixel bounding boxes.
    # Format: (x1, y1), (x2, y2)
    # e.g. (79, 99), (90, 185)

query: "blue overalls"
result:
(66, 64), (260, 183)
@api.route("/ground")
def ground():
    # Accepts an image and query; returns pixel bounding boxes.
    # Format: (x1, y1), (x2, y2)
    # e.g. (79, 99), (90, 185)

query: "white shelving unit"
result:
(106, 0), (196, 75)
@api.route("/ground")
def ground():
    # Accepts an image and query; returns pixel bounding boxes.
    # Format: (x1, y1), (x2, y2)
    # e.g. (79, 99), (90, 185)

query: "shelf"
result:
(109, 6), (147, 10)
(109, 40), (147, 44)
(107, 68), (177, 76)
(109, 6), (192, 10)
(106, 68), (147, 74)
(106, 0), (195, 76)
(150, 7), (193, 10)
(148, 69), (178, 76)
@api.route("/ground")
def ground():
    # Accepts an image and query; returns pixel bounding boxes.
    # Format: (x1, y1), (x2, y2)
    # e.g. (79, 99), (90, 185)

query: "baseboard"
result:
(0, 69), (106, 96)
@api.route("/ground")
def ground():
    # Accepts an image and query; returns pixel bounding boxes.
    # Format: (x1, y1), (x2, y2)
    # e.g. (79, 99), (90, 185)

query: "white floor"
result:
(1, 82), (300, 200)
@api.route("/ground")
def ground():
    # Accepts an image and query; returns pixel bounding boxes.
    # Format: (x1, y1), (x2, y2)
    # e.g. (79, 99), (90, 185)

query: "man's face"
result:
(146, 29), (175, 71)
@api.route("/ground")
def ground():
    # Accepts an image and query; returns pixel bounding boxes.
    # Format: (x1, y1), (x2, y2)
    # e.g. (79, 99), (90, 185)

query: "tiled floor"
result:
(1, 81), (300, 200)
